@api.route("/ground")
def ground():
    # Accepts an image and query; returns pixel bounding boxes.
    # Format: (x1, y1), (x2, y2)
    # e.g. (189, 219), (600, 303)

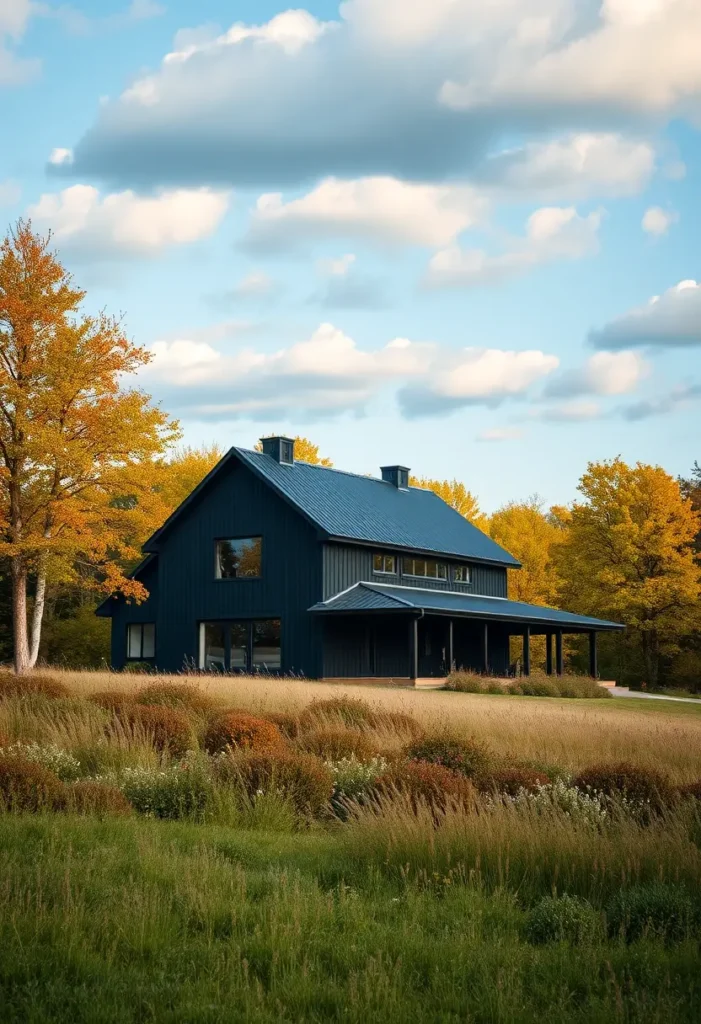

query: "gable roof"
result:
(309, 582), (624, 631)
(143, 447), (521, 567)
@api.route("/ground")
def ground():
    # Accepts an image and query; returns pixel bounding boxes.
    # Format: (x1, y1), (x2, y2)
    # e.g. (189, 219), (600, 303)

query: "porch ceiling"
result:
(308, 582), (624, 632)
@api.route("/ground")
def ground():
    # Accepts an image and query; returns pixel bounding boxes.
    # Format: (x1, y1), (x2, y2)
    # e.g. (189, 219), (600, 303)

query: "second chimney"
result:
(381, 465), (410, 489)
(261, 436), (295, 465)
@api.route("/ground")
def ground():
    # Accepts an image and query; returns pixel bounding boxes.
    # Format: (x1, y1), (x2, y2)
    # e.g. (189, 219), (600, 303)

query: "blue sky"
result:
(2, 0), (699, 511)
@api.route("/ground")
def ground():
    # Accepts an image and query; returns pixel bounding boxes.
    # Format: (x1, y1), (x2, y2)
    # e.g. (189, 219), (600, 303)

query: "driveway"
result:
(610, 686), (700, 704)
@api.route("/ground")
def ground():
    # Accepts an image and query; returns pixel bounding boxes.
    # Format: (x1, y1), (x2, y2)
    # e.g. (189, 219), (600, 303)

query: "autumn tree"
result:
(410, 475), (487, 529)
(154, 443), (225, 513)
(255, 435), (333, 466)
(553, 458), (701, 687)
(0, 221), (179, 673)
(489, 496), (562, 605)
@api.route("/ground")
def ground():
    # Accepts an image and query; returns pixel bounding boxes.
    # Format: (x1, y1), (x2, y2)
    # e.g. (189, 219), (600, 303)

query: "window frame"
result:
(214, 535), (263, 580)
(198, 619), (282, 674)
(126, 622), (156, 660)
(452, 565), (472, 585)
(403, 557), (448, 581)
(372, 553), (397, 575)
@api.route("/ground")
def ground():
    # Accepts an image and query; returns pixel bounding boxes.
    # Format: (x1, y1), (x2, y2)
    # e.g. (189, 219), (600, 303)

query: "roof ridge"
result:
(237, 446), (427, 489)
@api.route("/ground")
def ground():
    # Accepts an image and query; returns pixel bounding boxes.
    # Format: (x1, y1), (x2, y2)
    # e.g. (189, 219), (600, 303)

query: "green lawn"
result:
(1, 815), (699, 1024)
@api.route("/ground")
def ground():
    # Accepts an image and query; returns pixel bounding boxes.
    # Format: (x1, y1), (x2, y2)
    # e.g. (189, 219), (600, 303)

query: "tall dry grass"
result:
(30, 668), (701, 783)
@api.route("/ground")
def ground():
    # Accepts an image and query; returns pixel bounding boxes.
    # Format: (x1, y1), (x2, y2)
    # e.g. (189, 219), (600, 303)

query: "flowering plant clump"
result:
(501, 778), (609, 829)
(326, 756), (388, 800)
(110, 752), (214, 820)
(0, 741), (83, 782)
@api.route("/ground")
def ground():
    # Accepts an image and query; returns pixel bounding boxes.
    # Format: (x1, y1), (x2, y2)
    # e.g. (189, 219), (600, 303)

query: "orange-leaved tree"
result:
(489, 496), (563, 606)
(410, 475), (487, 529)
(0, 221), (179, 672)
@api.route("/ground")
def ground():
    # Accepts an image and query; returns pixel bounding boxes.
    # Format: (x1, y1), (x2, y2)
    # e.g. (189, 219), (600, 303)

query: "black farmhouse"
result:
(97, 437), (623, 682)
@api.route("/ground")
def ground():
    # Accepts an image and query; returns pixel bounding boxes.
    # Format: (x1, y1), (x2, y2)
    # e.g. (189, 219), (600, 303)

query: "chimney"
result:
(261, 436), (295, 465)
(381, 465), (410, 489)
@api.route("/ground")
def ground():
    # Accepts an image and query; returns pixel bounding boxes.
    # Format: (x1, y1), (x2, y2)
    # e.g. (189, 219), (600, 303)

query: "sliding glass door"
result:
(199, 619), (281, 673)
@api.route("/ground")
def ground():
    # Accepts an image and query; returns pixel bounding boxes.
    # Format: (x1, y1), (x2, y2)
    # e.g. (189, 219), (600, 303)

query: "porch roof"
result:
(308, 582), (624, 632)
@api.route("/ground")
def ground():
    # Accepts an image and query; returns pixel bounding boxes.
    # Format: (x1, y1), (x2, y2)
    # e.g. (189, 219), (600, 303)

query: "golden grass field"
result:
(41, 668), (701, 783)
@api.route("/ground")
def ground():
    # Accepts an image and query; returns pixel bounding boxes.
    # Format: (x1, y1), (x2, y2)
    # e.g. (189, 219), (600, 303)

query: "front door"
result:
(417, 618), (449, 678)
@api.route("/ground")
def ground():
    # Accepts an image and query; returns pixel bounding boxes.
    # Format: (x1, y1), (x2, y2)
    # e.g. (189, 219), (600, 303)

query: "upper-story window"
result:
(215, 537), (262, 579)
(452, 565), (472, 584)
(373, 553), (396, 574)
(404, 557), (447, 580)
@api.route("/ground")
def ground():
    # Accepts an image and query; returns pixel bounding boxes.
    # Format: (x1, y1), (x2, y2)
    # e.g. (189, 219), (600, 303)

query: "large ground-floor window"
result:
(199, 619), (281, 673)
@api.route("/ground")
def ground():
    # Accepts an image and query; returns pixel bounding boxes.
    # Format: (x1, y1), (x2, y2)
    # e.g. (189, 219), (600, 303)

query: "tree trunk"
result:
(641, 630), (659, 689)
(28, 560), (47, 669)
(10, 556), (30, 674)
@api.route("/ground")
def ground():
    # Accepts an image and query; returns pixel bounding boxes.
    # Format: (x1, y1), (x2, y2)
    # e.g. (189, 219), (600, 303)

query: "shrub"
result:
(89, 690), (135, 713)
(119, 705), (194, 757)
(526, 895), (602, 945)
(297, 726), (378, 762)
(326, 756), (388, 800)
(263, 711), (301, 740)
(299, 696), (378, 730)
(573, 762), (672, 816)
(374, 760), (475, 813)
(405, 735), (491, 778)
(0, 754), (66, 812)
(216, 749), (334, 816)
(116, 755), (214, 820)
(0, 672), (69, 700)
(64, 780), (132, 817)
(204, 712), (284, 755)
(678, 780), (701, 801)
(0, 741), (82, 782)
(445, 672), (491, 694)
(503, 778), (609, 829)
(122, 661), (153, 674)
(134, 682), (217, 716)
(475, 765), (552, 796)
(606, 883), (698, 943)
(371, 710), (424, 740)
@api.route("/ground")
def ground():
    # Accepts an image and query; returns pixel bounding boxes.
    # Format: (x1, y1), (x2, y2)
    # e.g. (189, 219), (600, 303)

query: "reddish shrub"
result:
(474, 766), (551, 796)
(204, 712), (284, 755)
(0, 672), (69, 701)
(65, 781), (132, 817)
(263, 711), (300, 739)
(89, 690), (135, 713)
(0, 754), (66, 812)
(216, 749), (334, 816)
(405, 735), (492, 778)
(374, 760), (475, 813)
(134, 682), (217, 716)
(573, 762), (672, 813)
(299, 696), (378, 730)
(119, 705), (194, 756)
(297, 725), (378, 761)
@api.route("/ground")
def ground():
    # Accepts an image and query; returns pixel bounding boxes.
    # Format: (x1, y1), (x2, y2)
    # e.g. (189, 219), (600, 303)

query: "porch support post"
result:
(545, 632), (553, 676)
(522, 627), (531, 676)
(448, 619), (454, 674)
(555, 630), (564, 676)
(589, 630), (598, 679)
(482, 622), (489, 674)
(409, 616), (418, 681)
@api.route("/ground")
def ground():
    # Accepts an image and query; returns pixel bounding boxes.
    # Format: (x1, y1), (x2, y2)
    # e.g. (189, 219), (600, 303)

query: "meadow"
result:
(1, 669), (700, 1023)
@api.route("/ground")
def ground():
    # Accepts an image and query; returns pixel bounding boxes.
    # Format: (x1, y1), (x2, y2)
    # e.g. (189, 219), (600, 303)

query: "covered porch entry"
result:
(309, 583), (624, 683)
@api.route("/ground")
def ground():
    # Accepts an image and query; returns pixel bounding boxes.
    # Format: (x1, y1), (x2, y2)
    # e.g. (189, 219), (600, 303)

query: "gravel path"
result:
(610, 686), (700, 704)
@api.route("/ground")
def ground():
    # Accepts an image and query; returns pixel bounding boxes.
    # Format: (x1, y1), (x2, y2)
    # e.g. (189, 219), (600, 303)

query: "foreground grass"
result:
(1, 815), (700, 1024)
(40, 667), (701, 782)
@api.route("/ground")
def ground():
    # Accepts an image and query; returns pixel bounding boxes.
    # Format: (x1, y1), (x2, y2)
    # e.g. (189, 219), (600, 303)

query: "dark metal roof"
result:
(234, 449), (520, 566)
(309, 582), (624, 631)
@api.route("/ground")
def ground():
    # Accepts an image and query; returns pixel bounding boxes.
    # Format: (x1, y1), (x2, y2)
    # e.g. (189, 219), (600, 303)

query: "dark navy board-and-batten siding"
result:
(321, 542), (507, 601)
(118, 459), (323, 674)
(110, 557), (159, 668)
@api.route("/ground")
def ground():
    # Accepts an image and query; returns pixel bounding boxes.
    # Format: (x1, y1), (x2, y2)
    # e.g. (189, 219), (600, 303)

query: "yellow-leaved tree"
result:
(489, 496), (562, 605)
(255, 435), (333, 466)
(0, 222), (179, 672)
(155, 444), (225, 513)
(410, 476), (487, 529)
(553, 458), (701, 687)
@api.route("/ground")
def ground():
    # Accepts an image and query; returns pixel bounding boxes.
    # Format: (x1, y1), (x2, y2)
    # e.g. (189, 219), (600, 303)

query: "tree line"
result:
(2, 223), (700, 687)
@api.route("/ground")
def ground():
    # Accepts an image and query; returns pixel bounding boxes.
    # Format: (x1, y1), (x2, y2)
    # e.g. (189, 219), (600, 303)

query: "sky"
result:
(2, 0), (700, 512)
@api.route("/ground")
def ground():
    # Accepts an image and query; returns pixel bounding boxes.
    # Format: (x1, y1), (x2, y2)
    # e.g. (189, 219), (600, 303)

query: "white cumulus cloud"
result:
(589, 280), (701, 349)
(642, 206), (677, 236)
(26, 184), (230, 259)
(426, 206), (601, 288)
(545, 350), (648, 398)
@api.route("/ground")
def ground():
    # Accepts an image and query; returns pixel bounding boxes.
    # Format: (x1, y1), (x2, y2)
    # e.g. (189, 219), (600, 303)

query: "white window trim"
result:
(403, 559), (448, 581)
(373, 553), (397, 575)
